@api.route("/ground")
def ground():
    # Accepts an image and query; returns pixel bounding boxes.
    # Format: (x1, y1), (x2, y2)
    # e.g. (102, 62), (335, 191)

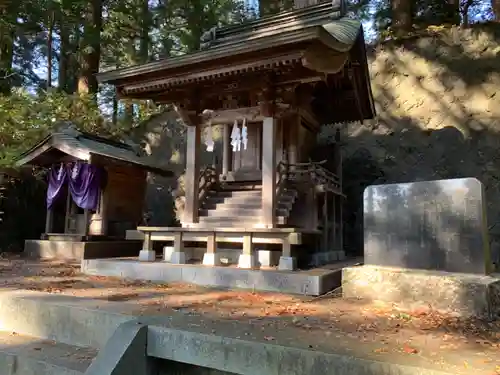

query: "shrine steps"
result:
(198, 182), (298, 228)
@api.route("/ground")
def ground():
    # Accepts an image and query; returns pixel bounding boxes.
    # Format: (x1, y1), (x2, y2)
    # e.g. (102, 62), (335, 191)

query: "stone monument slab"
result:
(363, 178), (491, 274)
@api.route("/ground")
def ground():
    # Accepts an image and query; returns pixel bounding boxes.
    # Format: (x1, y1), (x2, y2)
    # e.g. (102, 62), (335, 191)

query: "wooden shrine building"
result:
(95, 0), (375, 271)
(16, 123), (173, 260)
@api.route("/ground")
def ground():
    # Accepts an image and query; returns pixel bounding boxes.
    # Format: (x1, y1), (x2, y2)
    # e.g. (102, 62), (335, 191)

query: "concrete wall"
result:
(158, 360), (236, 375)
(24, 240), (142, 260)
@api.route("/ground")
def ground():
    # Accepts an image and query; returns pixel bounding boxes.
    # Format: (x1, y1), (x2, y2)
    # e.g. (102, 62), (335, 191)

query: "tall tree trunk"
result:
(184, 0), (204, 52)
(462, 0), (474, 26)
(493, 0), (500, 21)
(139, 0), (150, 64)
(58, 7), (70, 92)
(66, 25), (80, 94)
(78, 0), (103, 95)
(47, 10), (55, 89)
(392, 0), (412, 36)
(0, 4), (14, 95)
(445, 0), (461, 25)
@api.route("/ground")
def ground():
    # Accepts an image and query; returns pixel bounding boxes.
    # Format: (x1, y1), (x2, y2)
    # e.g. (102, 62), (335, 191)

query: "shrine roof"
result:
(96, 1), (360, 85)
(15, 122), (173, 177)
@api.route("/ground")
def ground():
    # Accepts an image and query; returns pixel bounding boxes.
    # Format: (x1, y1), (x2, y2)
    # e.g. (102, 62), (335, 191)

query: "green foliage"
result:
(0, 90), (108, 166)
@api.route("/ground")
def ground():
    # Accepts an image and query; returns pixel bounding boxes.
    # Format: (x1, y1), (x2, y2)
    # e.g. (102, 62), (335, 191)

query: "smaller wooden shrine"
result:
(16, 122), (173, 260)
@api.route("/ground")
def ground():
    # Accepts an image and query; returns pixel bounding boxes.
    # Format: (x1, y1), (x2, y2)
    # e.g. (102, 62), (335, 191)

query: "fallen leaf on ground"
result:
(402, 345), (418, 354)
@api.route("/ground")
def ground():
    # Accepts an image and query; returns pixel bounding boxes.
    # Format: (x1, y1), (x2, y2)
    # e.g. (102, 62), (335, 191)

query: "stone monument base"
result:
(342, 265), (500, 319)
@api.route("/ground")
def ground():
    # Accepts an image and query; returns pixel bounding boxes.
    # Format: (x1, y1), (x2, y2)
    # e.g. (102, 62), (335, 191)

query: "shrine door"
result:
(231, 122), (262, 181)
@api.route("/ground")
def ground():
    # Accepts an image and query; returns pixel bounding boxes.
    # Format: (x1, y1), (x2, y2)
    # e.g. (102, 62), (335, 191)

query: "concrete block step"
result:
(197, 216), (287, 226)
(198, 216), (261, 223)
(202, 199), (291, 210)
(204, 196), (262, 205)
(187, 223), (259, 229)
(0, 331), (97, 375)
(0, 290), (133, 349)
(210, 190), (262, 198)
(199, 207), (263, 217)
(219, 182), (262, 191)
(200, 207), (289, 218)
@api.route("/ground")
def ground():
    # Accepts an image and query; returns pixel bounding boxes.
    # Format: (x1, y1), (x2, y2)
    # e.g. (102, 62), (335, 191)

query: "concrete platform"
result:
(24, 239), (142, 260)
(0, 290), (498, 375)
(81, 257), (348, 296)
(343, 265), (500, 319)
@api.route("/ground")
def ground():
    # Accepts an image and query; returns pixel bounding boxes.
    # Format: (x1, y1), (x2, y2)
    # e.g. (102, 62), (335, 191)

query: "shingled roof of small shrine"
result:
(15, 122), (173, 177)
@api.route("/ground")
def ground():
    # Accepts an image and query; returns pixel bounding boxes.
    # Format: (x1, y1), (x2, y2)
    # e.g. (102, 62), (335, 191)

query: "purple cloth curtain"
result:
(67, 162), (101, 211)
(47, 164), (67, 209)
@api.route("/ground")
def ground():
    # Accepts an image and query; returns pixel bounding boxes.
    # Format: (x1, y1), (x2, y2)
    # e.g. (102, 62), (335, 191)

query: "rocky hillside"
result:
(319, 24), (500, 261)
(138, 24), (500, 263)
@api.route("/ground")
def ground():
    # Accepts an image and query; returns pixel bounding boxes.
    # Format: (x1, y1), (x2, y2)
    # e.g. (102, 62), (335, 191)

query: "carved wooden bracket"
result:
(173, 104), (199, 127)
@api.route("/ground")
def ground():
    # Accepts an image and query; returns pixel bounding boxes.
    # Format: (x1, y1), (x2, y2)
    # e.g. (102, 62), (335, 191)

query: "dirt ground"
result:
(0, 256), (499, 372)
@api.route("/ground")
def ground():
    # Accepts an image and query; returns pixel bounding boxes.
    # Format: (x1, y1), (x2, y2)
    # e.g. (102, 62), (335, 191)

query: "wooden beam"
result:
(122, 53), (303, 94)
(135, 66), (321, 104)
(173, 104), (198, 127)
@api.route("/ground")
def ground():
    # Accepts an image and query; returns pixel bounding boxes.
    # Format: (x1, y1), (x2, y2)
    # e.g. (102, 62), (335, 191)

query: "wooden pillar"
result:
(82, 209), (91, 237)
(332, 193), (337, 250)
(99, 187), (108, 236)
(222, 123), (230, 176)
(170, 232), (187, 264)
(184, 125), (201, 225)
(262, 117), (277, 228)
(322, 194), (328, 251)
(203, 232), (221, 266)
(339, 197), (344, 250)
(337, 129), (343, 251)
(138, 231), (155, 262)
(278, 236), (297, 271)
(238, 233), (255, 269)
(45, 208), (53, 234)
(64, 188), (72, 233)
(288, 115), (299, 166)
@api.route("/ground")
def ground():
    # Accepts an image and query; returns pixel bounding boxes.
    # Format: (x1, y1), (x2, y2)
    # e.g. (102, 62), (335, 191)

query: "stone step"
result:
(204, 195), (262, 205)
(197, 216), (287, 227)
(198, 216), (262, 223)
(202, 201), (293, 210)
(210, 190), (262, 198)
(0, 330), (97, 375)
(199, 207), (289, 217)
(0, 290), (132, 349)
(199, 207), (262, 217)
(205, 190), (296, 204)
(219, 182), (262, 191)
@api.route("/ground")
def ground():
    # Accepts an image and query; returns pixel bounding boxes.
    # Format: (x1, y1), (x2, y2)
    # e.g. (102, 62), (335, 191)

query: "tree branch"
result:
(0, 72), (16, 80)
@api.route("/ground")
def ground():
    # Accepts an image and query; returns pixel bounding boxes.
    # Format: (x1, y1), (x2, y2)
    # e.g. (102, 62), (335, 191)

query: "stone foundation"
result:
(342, 265), (500, 319)
(162, 246), (281, 267)
(24, 240), (142, 260)
(82, 258), (344, 295)
(310, 250), (346, 266)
